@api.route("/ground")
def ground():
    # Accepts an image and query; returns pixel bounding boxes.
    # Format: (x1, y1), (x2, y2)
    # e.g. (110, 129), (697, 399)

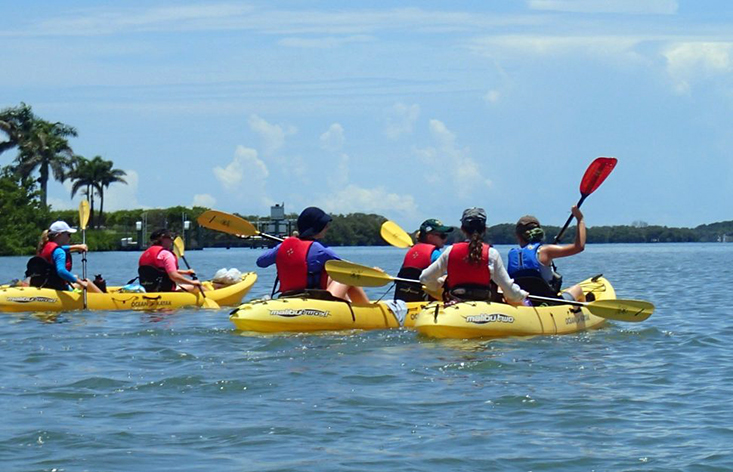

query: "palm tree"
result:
(0, 103), (36, 158)
(13, 119), (77, 209)
(68, 155), (127, 227)
(96, 158), (127, 226)
(69, 155), (99, 225)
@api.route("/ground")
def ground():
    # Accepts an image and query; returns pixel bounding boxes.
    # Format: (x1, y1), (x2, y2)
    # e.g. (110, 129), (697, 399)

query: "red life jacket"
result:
(276, 237), (328, 293)
(445, 241), (490, 289)
(401, 243), (436, 270)
(39, 242), (72, 271)
(139, 245), (178, 271)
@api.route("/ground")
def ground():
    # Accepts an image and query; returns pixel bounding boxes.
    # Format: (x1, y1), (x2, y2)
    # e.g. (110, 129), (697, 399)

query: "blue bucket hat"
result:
(297, 207), (332, 238)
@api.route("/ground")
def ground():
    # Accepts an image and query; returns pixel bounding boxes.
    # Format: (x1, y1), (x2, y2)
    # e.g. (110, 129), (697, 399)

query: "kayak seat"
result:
(446, 284), (493, 302)
(512, 276), (567, 306)
(138, 265), (176, 293)
(394, 267), (430, 302)
(279, 289), (341, 301)
(25, 256), (68, 291)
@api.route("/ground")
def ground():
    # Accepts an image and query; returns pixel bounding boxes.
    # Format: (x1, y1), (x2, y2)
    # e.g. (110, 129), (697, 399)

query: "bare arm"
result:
(538, 205), (586, 265)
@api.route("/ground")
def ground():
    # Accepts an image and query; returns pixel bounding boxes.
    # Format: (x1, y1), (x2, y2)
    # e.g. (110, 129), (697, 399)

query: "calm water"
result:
(1, 244), (732, 472)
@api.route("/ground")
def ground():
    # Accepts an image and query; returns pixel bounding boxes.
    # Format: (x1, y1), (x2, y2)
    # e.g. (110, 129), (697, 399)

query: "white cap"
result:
(49, 221), (77, 234)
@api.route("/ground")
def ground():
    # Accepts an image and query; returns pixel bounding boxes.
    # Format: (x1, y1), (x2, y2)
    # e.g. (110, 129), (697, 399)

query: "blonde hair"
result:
(37, 230), (51, 255)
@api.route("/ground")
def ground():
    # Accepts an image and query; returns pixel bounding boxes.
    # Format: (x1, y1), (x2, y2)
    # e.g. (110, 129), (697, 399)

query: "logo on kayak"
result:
(6, 296), (57, 304)
(269, 309), (330, 318)
(464, 313), (514, 324)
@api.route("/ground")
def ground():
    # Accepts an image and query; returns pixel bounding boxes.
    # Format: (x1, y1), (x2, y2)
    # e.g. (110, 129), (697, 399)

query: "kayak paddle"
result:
(554, 157), (617, 243)
(380, 221), (414, 248)
(172, 236), (219, 309)
(78, 199), (90, 309)
(197, 210), (283, 242)
(325, 260), (654, 322)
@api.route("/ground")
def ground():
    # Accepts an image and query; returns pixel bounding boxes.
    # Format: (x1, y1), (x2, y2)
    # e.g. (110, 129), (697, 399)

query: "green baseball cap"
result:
(419, 219), (453, 234)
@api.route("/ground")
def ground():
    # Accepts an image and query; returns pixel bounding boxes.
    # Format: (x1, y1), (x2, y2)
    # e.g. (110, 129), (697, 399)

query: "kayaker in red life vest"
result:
(29, 221), (102, 292)
(394, 219), (453, 302)
(507, 206), (587, 301)
(256, 207), (369, 303)
(419, 208), (528, 305)
(138, 229), (205, 293)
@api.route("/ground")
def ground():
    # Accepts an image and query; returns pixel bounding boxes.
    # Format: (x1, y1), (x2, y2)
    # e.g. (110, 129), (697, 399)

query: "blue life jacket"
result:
(507, 243), (562, 295)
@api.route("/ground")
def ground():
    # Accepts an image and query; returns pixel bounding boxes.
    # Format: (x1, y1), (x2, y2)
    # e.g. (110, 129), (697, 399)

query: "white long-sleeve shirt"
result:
(419, 245), (528, 302)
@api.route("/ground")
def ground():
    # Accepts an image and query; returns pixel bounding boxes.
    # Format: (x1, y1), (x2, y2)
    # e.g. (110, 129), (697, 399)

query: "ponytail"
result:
(461, 221), (486, 265)
(37, 230), (50, 255)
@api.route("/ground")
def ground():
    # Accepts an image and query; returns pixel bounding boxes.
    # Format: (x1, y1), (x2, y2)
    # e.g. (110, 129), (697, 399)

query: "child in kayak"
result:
(420, 208), (528, 305)
(394, 219), (452, 302)
(27, 220), (102, 292)
(256, 207), (369, 303)
(507, 205), (586, 301)
(138, 229), (206, 292)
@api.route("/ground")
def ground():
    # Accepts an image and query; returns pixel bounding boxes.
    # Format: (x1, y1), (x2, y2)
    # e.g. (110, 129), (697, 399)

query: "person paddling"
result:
(138, 229), (205, 293)
(419, 208), (527, 305)
(256, 206), (369, 303)
(394, 219), (452, 302)
(507, 205), (586, 302)
(26, 221), (102, 293)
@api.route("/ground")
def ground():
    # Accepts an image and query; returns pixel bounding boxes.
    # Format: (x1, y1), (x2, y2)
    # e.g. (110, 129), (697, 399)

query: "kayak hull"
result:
(230, 297), (428, 333)
(414, 276), (615, 339)
(0, 272), (257, 313)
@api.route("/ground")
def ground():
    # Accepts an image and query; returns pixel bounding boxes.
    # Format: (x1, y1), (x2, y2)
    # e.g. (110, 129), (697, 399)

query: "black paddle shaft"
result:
(553, 194), (588, 244)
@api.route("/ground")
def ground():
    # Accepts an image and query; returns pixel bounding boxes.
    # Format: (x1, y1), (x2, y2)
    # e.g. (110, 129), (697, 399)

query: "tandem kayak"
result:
(0, 272), (257, 313)
(414, 276), (616, 339)
(230, 296), (429, 333)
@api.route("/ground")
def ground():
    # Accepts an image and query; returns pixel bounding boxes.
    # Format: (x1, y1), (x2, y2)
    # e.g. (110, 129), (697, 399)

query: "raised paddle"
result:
(197, 210), (283, 242)
(78, 199), (90, 309)
(380, 221), (414, 248)
(554, 157), (617, 243)
(324, 260), (654, 322)
(172, 236), (220, 309)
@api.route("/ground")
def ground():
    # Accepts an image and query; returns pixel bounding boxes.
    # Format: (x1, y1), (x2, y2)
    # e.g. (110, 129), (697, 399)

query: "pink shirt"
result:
(157, 250), (178, 274)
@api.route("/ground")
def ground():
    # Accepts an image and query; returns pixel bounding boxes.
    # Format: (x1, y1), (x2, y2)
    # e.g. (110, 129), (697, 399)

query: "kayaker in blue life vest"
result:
(507, 205), (586, 302)
(26, 221), (102, 292)
(256, 207), (369, 303)
(394, 219), (452, 302)
(419, 208), (528, 304)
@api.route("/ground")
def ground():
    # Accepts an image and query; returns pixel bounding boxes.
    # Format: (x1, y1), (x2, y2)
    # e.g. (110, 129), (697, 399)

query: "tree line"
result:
(2, 102), (732, 256)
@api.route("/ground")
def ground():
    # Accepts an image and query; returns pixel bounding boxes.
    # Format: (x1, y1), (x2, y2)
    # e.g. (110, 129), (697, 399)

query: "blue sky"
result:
(1, 0), (732, 230)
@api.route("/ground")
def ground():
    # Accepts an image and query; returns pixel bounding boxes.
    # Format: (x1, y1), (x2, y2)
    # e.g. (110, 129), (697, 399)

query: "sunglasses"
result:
(430, 232), (448, 239)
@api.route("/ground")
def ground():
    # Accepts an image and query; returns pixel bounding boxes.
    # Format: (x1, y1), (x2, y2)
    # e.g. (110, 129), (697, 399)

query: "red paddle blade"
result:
(580, 157), (617, 196)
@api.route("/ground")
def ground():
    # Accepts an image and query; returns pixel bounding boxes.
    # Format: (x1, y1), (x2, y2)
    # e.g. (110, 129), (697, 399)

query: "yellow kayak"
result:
(0, 272), (257, 313)
(414, 276), (615, 339)
(230, 296), (428, 333)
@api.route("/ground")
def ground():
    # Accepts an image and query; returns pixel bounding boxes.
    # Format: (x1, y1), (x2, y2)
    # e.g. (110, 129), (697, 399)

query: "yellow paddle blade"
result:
(78, 200), (90, 230)
(380, 221), (413, 248)
(201, 296), (220, 309)
(173, 236), (185, 258)
(585, 299), (655, 322)
(325, 260), (395, 287)
(197, 210), (259, 237)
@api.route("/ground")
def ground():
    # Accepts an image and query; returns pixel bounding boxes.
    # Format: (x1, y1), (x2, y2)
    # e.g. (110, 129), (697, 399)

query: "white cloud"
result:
(213, 146), (270, 208)
(483, 90), (501, 103)
(320, 123), (345, 151)
(663, 42), (733, 94)
(528, 0), (678, 15)
(100, 169), (142, 211)
(248, 114), (296, 156)
(469, 35), (642, 60)
(278, 35), (373, 49)
(317, 184), (418, 219)
(414, 120), (491, 199)
(385, 102), (420, 139)
(192, 193), (217, 208)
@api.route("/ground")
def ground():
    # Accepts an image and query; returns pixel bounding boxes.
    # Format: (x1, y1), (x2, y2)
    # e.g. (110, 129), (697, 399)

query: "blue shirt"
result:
(52, 246), (77, 285)
(257, 240), (341, 288)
